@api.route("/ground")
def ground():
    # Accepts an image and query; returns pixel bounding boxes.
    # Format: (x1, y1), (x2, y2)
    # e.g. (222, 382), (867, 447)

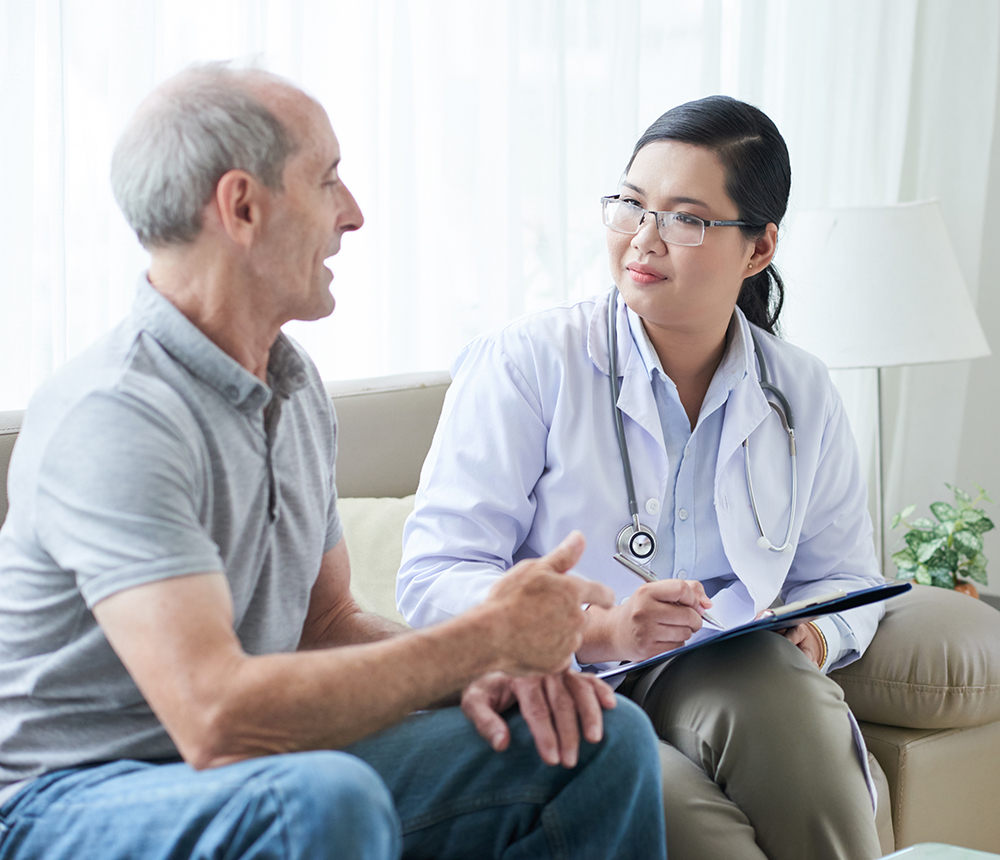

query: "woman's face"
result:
(607, 140), (764, 337)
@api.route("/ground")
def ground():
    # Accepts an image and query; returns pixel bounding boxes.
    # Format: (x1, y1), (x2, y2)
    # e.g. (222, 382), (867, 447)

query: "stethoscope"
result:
(607, 287), (798, 580)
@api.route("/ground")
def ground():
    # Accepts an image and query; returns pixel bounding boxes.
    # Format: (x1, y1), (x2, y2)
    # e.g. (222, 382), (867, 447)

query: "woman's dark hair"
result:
(626, 95), (791, 334)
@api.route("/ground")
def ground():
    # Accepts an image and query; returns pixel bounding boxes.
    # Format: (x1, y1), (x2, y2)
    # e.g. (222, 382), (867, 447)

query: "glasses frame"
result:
(601, 195), (758, 247)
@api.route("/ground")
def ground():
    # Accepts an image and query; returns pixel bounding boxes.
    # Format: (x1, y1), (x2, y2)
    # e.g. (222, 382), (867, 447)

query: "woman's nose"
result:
(631, 213), (666, 254)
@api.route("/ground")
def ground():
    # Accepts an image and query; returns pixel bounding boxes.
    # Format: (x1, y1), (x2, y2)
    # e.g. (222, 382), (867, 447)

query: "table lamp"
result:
(776, 200), (990, 572)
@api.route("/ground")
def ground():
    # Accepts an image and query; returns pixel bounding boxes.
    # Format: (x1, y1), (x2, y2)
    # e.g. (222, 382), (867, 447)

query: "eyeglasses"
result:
(601, 195), (757, 247)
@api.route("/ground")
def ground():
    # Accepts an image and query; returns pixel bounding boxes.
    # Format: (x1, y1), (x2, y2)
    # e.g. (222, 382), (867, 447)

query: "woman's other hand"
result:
(782, 622), (824, 667)
(578, 579), (712, 663)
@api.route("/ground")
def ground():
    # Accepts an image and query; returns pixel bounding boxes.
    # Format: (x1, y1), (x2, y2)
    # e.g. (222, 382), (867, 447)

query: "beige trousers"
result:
(627, 631), (882, 860)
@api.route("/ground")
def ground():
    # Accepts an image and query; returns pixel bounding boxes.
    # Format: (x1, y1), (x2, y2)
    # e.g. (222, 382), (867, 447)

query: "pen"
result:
(613, 553), (726, 629)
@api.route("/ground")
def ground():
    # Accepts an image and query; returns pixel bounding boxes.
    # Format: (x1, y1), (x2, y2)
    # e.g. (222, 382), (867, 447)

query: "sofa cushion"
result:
(831, 584), (1000, 729)
(338, 496), (415, 627)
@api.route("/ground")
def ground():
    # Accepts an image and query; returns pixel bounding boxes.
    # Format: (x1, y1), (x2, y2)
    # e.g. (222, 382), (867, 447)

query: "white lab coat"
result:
(398, 288), (885, 670)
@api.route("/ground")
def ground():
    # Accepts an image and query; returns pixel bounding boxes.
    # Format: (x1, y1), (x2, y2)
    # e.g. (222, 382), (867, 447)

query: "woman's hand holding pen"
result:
(577, 579), (713, 664)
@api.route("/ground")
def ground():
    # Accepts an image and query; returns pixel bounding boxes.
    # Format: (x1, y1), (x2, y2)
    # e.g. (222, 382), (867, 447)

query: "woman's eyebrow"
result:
(620, 181), (709, 210)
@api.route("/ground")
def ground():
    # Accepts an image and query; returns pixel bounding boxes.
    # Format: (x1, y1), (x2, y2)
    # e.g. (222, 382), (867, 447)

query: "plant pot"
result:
(955, 581), (980, 599)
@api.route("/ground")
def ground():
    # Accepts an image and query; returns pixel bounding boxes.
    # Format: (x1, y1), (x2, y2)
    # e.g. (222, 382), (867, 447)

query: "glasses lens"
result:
(603, 198), (642, 234)
(659, 213), (705, 246)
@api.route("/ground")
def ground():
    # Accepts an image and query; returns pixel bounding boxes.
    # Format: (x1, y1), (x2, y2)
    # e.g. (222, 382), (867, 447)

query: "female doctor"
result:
(397, 96), (885, 860)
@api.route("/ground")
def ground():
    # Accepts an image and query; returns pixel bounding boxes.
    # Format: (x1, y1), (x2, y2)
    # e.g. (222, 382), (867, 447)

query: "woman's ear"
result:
(746, 223), (778, 275)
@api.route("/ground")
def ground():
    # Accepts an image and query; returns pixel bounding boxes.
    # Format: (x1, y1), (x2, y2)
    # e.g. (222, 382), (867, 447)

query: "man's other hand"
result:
(461, 671), (617, 767)
(484, 531), (614, 676)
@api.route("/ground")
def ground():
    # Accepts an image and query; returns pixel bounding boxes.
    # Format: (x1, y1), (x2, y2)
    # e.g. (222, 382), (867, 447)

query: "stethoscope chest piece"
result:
(617, 521), (657, 562)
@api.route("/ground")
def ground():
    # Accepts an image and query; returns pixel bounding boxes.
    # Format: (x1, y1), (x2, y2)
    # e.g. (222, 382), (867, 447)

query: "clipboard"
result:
(596, 580), (911, 681)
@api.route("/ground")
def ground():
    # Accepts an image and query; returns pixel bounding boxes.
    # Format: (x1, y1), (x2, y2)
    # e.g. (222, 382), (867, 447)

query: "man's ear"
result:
(213, 169), (266, 248)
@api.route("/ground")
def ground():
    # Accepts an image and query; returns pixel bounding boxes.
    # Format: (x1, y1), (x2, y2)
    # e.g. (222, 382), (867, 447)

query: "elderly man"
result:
(0, 65), (666, 859)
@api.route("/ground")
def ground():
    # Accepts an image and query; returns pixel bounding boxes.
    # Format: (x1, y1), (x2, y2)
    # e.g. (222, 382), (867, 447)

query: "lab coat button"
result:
(677, 570), (688, 579)
(678, 508), (689, 520)
(645, 499), (660, 515)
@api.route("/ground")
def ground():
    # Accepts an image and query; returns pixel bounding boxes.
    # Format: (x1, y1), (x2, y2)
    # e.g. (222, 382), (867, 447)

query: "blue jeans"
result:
(0, 698), (665, 859)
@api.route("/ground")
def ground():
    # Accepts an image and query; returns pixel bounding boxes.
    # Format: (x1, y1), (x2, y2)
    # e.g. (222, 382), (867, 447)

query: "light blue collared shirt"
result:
(626, 307), (856, 670)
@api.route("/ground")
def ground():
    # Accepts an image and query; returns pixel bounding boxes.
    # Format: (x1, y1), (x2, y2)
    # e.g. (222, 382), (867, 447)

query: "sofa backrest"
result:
(0, 371), (451, 528)
(0, 411), (21, 526)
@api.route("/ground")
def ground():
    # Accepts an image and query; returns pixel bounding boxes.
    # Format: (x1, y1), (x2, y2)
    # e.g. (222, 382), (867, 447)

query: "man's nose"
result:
(337, 184), (364, 233)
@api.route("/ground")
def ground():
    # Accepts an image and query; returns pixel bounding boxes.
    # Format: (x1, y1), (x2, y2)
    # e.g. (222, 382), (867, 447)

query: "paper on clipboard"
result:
(596, 581), (911, 681)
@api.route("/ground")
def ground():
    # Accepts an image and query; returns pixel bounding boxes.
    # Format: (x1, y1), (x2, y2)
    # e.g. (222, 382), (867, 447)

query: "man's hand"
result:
(461, 671), (617, 767)
(483, 531), (614, 676)
(783, 622), (824, 667)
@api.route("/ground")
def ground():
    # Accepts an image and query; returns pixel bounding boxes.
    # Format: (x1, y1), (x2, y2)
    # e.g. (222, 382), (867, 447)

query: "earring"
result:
(747, 263), (753, 270)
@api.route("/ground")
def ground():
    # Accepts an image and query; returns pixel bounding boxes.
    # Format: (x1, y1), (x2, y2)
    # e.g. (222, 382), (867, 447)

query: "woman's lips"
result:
(627, 264), (665, 285)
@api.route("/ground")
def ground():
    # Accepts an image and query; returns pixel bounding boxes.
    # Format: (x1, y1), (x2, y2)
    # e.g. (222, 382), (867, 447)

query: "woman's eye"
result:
(674, 213), (702, 226)
(621, 198), (643, 211)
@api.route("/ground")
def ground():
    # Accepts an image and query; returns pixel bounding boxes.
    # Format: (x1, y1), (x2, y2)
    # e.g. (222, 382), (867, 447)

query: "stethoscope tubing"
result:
(608, 287), (798, 569)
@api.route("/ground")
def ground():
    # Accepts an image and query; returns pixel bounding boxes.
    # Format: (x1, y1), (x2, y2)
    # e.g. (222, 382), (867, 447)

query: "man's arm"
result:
(93, 531), (611, 770)
(297, 539), (407, 648)
(297, 537), (621, 768)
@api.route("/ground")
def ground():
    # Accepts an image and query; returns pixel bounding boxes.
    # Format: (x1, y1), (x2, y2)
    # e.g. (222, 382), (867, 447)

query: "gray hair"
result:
(111, 62), (298, 249)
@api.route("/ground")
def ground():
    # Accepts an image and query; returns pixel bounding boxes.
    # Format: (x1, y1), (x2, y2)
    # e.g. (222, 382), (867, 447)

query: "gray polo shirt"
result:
(0, 277), (342, 798)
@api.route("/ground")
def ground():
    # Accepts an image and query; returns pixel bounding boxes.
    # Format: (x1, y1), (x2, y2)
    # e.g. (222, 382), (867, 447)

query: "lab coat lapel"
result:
(587, 289), (664, 449)
(715, 316), (771, 476)
(715, 317), (793, 610)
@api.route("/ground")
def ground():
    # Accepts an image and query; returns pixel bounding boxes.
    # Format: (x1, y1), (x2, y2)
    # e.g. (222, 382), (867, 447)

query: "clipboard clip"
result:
(759, 590), (847, 620)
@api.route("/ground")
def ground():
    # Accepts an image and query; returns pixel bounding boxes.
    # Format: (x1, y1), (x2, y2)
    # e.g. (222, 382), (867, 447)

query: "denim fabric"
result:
(0, 751), (399, 860)
(0, 700), (665, 860)
(347, 698), (665, 859)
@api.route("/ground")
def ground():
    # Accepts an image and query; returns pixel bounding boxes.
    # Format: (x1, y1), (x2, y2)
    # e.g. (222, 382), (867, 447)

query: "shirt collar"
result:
(626, 305), (751, 410)
(132, 275), (310, 412)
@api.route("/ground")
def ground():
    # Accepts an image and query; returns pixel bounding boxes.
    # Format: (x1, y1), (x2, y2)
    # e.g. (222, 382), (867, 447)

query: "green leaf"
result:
(931, 501), (960, 523)
(976, 484), (996, 504)
(916, 537), (947, 563)
(965, 567), (989, 586)
(914, 567), (933, 586)
(890, 513), (901, 529)
(910, 518), (937, 530)
(970, 515), (995, 535)
(954, 530), (984, 557)
(949, 483), (973, 506)
(969, 552), (988, 573)
(904, 530), (933, 551)
(891, 548), (919, 572)
(928, 568), (956, 589)
(898, 504), (917, 520)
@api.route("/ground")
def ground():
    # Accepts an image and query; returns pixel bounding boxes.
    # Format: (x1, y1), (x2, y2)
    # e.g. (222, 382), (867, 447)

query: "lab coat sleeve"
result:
(780, 382), (885, 672)
(397, 336), (549, 628)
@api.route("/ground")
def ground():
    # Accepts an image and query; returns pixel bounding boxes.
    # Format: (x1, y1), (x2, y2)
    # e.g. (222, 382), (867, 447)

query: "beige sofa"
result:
(4, 372), (1000, 856)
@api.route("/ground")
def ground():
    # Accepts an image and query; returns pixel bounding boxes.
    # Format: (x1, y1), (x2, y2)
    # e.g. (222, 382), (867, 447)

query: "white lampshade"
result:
(777, 200), (990, 369)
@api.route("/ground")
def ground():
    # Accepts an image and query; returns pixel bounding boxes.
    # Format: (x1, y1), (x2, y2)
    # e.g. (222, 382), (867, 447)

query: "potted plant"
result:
(890, 484), (995, 598)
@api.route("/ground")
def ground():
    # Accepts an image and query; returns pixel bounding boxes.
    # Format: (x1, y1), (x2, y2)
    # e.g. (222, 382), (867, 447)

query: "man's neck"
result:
(148, 250), (279, 383)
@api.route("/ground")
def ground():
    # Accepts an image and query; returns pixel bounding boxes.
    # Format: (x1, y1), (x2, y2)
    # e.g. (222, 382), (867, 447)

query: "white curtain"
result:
(2, 0), (999, 583)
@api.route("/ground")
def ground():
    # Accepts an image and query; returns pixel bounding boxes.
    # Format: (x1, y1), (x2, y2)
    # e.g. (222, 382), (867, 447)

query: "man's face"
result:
(256, 95), (363, 323)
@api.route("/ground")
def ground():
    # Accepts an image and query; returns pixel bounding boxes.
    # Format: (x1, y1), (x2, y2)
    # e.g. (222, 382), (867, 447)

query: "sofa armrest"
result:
(830, 584), (1000, 729)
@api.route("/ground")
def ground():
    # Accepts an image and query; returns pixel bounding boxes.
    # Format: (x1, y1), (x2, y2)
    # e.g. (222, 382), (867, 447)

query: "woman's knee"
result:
(642, 632), (850, 750)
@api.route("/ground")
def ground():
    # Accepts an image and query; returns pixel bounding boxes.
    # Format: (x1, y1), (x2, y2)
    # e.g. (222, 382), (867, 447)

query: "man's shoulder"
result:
(17, 324), (206, 484)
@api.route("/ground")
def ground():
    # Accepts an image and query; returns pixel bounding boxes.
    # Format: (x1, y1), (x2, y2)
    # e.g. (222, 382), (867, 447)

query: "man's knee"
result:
(255, 751), (401, 858)
(587, 695), (661, 775)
